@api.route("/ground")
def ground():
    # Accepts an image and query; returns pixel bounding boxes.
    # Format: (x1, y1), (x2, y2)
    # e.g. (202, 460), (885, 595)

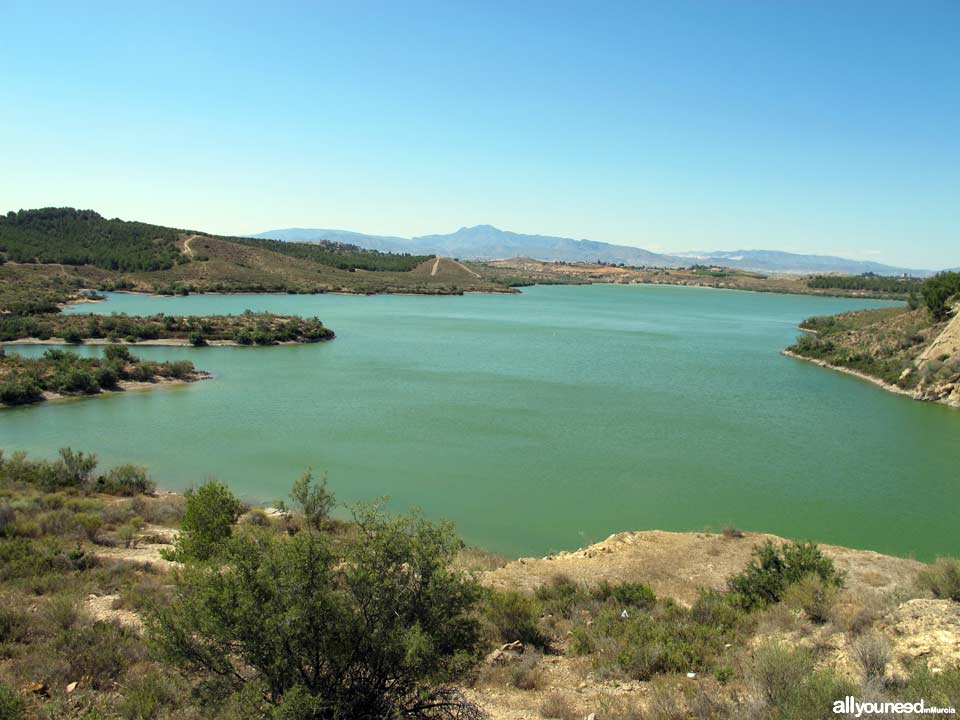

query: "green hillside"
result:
(0, 208), (183, 272)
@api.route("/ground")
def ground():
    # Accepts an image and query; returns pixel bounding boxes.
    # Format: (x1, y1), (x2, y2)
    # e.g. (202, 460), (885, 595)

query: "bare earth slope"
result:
(482, 530), (922, 607)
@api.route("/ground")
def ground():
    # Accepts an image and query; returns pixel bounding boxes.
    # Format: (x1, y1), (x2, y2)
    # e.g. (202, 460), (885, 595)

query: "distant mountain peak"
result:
(250, 225), (932, 276)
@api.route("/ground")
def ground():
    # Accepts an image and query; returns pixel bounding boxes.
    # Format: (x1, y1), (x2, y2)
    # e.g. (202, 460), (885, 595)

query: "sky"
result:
(2, 1), (958, 270)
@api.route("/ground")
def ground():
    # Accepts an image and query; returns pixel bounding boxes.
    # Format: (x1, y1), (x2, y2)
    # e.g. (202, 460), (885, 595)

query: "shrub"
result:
(104, 344), (134, 364)
(149, 506), (483, 718)
(610, 582), (656, 611)
(100, 464), (155, 496)
(0, 606), (30, 645)
(538, 693), (577, 720)
(0, 684), (23, 720)
(58, 621), (143, 690)
(0, 378), (43, 405)
(49, 448), (98, 490)
(118, 671), (179, 720)
(94, 364), (119, 388)
(162, 481), (242, 562)
(918, 558), (960, 602)
(748, 641), (815, 708)
(728, 540), (843, 610)
(782, 574), (837, 623)
(165, 360), (195, 379)
(244, 508), (270, 526)
(904, 663), (960, 709)
(689, 589), (744, 631)
(484, 590), (546, 647)
(852, 633), (891, 681)
(286, 470), (334, 532)
(117, 517), (144, 548)
(188, 330), (207, 346)
(0, 505), (14, 538)
(575, 601), (735, 681)
(534, 574), (585, 618)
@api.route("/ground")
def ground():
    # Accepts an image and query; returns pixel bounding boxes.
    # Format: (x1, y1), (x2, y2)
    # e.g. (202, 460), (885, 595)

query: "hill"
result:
(253, 224), (932, 276)
(0, 208), (512, 313)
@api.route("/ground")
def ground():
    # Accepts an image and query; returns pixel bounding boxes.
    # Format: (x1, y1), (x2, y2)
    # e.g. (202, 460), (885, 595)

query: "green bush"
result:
(484, 590), (546, 647)
(782, 574), (837, 623)
(150, 505), (482, 718)
(918, 558), (960, 602)
(53, 367), (99, 394)
(0, 378), (43, 405)
(58, 621), (143, 690)
(118, 671), (179, 720)
(100, 464), (155, 496)
(94, 364), (119, 388)
(0, 684), (23, 720)
(533, 574), (584, 618)
(104, 344), (134, 364)
(921, 272), (960, 320)
(728, 540), (843, 610)
(609, 582), (656, 610)
(572, 600), (735, 681)
(285, 470), (334, 532)
(162, 480), (242, 562)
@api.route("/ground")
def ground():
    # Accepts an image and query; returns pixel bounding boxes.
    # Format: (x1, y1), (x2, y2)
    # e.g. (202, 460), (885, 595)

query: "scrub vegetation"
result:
(0, 346), (205, 406)
(0, 311), (333, 346)
(788, 271), (960, 400)
(0, 448), (957, 719)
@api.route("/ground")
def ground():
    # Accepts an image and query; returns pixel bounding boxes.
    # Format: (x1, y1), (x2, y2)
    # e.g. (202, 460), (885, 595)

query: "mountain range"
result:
(251, 224), (932, 277)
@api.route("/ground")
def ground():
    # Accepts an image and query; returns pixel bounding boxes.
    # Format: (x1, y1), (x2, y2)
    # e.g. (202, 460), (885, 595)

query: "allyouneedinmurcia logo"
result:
(834, 696), (957, 716)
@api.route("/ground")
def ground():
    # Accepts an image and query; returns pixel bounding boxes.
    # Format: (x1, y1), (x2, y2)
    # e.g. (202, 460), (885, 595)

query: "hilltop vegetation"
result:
(228, 235), (431, 272)
(806, 273), (922, 297)
(0, 346), (206, 406)
(0, 208), (183, 272)
(0, 449), (957, 719)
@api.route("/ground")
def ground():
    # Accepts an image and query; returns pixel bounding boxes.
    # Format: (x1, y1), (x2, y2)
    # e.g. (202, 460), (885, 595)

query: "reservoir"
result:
(2, 284), (955, 560)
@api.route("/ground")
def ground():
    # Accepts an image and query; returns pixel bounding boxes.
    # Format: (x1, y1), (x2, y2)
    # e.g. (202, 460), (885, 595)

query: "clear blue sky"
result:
(2, 1), (957, 269)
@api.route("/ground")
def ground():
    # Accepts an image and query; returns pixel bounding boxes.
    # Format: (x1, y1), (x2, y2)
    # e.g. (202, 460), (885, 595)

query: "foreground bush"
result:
(161, 480), (242, 562)
(149, 506), (483, 719)
(728, 540), (843, 610)
(918, 557), (960, 602)
(0, 448), (155, 497)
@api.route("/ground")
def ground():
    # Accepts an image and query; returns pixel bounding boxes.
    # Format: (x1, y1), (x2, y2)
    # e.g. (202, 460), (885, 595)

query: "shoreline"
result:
(0, 336), (333, 347)
(782, 348), (919, 400)
(23, 372), (212, 407)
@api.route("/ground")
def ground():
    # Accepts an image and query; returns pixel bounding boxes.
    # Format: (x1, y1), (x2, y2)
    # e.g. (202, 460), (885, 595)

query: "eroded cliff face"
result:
(912, 306), (960, 407)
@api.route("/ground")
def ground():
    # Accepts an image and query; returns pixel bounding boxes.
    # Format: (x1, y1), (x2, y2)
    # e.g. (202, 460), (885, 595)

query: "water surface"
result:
(2, 285), (956, 559)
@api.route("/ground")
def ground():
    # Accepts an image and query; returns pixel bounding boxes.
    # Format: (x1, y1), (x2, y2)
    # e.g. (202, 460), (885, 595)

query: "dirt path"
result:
(182, 234), (200, 258)
(430, 256), (441, 276)
(449, 258), (481, 278)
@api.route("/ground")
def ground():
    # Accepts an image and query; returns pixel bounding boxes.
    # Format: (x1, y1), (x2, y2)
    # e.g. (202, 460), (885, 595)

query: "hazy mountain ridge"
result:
(252, 225), (932, 276)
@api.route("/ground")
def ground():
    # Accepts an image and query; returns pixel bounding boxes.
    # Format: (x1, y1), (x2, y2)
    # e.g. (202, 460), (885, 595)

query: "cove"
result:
(2, 284), (956, 560)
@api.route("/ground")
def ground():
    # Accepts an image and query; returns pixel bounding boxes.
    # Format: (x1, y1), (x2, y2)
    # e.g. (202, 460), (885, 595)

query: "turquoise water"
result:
(2, 285), (956, 560)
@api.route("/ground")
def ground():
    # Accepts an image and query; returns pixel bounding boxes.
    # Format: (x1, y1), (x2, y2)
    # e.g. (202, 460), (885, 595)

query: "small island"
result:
(0, 311), (334, 346)
(0, 345), (211, 406)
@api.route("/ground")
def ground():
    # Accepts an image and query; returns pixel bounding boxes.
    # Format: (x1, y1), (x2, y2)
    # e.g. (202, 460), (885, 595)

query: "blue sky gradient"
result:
(2, 1), (957, 268)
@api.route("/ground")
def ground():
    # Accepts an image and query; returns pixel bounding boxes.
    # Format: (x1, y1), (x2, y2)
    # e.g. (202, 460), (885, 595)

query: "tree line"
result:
(806, 273), (922, 295)
(0, 208), (184, 272)
(229, 236), (432, 272)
